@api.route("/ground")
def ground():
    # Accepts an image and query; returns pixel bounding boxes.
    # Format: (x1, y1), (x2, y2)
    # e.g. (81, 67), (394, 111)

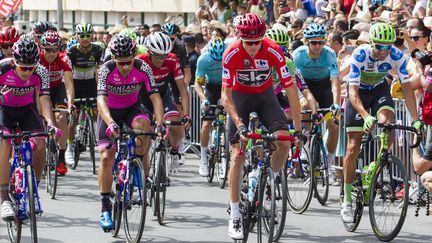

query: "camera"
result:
(411, 49), (432, 66)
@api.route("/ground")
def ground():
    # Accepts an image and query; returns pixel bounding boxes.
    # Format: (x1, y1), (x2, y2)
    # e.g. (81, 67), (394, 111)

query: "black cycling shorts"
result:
(227, 87), (289, 144)
(74, 79), (97, 99)
(305, 78), (333, 109)
(0, 104), (44, 135)
(169, 79), (181, 104)
(345, 82), (394, 133)
(50, 83), (67, 108)
(276, 92), (290, 112)
(203, 83), (222, 120)
(96, 103), (151, 150)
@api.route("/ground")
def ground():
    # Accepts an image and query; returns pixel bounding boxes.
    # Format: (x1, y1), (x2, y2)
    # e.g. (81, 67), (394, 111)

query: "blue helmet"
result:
(67, 36), (79, 49)
(208, 37), (226, 61)
(303, 23), (326, 39)
(372, 0), (387, 5)
(162, 23), (180, 35)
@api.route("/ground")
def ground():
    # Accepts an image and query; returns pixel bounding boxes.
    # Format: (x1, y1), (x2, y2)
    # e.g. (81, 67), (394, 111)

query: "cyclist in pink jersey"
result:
(96, 34), (164, 231)
(0, 37), (60, 221)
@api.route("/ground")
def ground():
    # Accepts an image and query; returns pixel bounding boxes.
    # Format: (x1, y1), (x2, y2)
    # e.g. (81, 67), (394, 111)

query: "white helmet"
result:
(144, 32), (173, 55)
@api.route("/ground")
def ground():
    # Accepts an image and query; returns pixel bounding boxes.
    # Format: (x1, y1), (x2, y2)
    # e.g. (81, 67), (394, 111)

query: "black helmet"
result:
(109, 34), (136, 58)
(32, 21), (52, 34)
(13, 37), (40, 65)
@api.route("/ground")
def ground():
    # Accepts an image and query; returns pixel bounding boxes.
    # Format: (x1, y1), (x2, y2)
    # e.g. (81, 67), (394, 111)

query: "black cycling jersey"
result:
(67, 43), (104, 81)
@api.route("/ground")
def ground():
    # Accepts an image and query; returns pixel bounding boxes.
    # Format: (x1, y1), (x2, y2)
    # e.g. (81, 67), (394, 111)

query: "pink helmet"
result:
(236, 13), (266, 40)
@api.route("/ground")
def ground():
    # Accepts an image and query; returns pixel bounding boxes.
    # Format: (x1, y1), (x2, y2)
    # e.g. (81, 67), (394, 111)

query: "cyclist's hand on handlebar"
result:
(182, 115), (191, 129)
(236, 124), (248, 141)
(105, 121), (119, 138)
(330, 103), (341, 116)
(312, 113), (324, 125)
(363, 115), (377, 134)
(47, 125), (62, 139)
(156, 124), (166, 138)
(412, 120), (424, 133)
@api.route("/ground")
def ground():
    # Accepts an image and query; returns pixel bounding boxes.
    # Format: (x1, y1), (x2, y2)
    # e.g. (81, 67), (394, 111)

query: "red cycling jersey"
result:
(222, 38), (292, 94)
(40, 52), (72, 88)
(136, 52), (184, 97)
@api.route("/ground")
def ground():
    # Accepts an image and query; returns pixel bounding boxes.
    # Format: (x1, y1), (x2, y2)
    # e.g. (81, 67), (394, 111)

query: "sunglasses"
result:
(1, 43), (13, 49)
(308, 40), (326, 46)
(374, 43), (392, 51)
(243, 40), (262, 46)
(114, 59), (134, 66)
(79, 34), (92, 39)
(410, 36), (425, 41)
(16, 64), (36, 72)
(44, 47), (59, 53)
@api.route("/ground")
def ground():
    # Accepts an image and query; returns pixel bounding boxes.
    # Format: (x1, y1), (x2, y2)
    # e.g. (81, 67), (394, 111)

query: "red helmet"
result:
(236, 13), (266, 40)
(41, 30), (61, 46)
(0, 26), (20, 45)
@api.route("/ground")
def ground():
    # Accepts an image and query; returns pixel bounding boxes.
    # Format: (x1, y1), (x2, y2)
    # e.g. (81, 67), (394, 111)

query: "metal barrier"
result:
(182, 86), (202, 157)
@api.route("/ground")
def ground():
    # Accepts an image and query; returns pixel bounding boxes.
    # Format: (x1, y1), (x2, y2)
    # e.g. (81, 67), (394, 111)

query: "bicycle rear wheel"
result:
(87, 112), (97, 175)
(340, 175), (364, 232)
(207, 150), (216, 183)
(257, 167), (274, 243)
(311, 135), (329, 205)
(123, 158), (146, 243)
(369, 155), (408, 242)
(154, 150), (167, 225)
(216, 129), (229, 189)
(7, 172), (22, 243)
(110, 166), (122, 237)
(26, 165), (38, 243)
(46, 138), (58, 199)
(286, 145), (314, 214)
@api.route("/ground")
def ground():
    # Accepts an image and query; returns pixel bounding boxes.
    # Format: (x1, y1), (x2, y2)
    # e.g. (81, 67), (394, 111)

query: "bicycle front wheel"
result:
(286, 145), (314, 214)
(216, 129), (229, 189)
(123, 158), (147, 243)
(26, 165), (38, 243)
(154, 150), (167, 225)
(46, 139), (58, 199)
(86, 112), (97, 175)
(311, 134), (329, 205)
(257, 167), (275, 243)
(369, 155), (408, 242)
(110, 166), (122, 237)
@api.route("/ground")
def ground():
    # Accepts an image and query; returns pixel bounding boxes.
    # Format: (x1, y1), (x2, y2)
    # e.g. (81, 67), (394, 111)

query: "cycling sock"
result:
(200, 146), (208, 160)
(67, 139), (74, 145)
(59, 149), (66, 162)
(0, 184), (8, 203)
(327, 153), (335, 173)
(344, 183), (352, 204)
(101, 192), (111, 212)
(171, 146), (179, 155)
(230, 202), (240, 218)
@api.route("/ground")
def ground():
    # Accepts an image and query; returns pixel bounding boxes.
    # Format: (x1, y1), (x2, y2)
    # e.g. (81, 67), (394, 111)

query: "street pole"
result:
(57, 0), (63, 29)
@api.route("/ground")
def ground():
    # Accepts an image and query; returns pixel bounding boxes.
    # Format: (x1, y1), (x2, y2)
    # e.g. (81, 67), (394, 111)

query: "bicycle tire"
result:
(87, 112), (97, 175)
(26, 165), (38, 243)
(155, 149), (167, 225)
(150, 145), (157, 216)
(207, 150), (216, 183)
(110, 165), (122, 237)
(340, 175), (364, 232)
(272, 170), (287, 241)
(311, 134), (329, 205)
(7, 173), (22, 243)
(257, 167), (274, 243)
(217, 129), (229, 189)
(123, 158), (146, 243)
(286, 145), (314, 214)
(46, 138), (58, 199)
(369, 155), (408, 242)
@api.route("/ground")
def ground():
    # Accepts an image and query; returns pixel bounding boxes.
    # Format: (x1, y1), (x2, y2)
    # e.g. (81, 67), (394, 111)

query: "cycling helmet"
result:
(370, 23), (396, 44)
(109, 34), (136, 58)
(236, 13), (266, 40)
(303, 23), (326, 39)
(372, 0), (387, 5)
(12, 37), (40, 65)
(0, 26), (20, 44)
(265, 29), (290, 46)
(144, 32), (173, 55)
(119, 28), (138, 40)
(208, 37), (226, 61)
(136, 36), (146, 46)
(67, 36), (79, 49)
(162, 23), (180, 35)
(32, 21), (51, 34)
(76, 23), (93, 34)
(41, 30), (62, 46)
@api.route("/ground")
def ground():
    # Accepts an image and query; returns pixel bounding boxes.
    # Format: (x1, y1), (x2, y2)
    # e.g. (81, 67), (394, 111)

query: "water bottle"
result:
(248, 169), (257, 202)
(118, 160), (127, 185)
(14, 167), (25, 214)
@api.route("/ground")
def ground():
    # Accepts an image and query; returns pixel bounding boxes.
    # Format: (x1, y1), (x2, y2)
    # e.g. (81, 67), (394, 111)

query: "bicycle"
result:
(1, 127), (49, 243)
(72, 97), (97, 174)
(148, 120), (185, 225)
(107, 124), (156, 243)
(204, 104), (229, 189)
(340, 123), (421, 241)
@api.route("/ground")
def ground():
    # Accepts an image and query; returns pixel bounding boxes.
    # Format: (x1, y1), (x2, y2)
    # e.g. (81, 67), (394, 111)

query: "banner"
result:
(0, 0), (22, 17)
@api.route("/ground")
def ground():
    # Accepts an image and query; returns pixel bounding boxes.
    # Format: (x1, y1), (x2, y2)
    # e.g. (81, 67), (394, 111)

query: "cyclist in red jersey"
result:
(40, 30), (75, 176)
(0, 27), (20, 60)
(136, 32), (190, 174)
(222, 13), (302, 240)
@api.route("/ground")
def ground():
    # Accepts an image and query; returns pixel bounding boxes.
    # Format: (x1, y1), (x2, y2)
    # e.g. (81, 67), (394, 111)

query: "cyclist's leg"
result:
(164, 94), (182, 151)
(371, 85), (395, 146)
(51, 84), (69, 174)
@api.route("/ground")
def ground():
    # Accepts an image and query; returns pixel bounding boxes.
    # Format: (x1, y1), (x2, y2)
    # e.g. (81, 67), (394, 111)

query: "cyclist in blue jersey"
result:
(194, 38), (226, 177)
(341, 23), (422, 223)
(293, 23), (340, 184)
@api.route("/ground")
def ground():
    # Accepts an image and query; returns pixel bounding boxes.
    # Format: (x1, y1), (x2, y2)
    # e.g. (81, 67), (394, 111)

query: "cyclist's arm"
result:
(397, 57), (420, 121)
(176, 78), (190, 117)
(301, 89), (318, 114)
(183, 67), (192, 86)
(221, 86), (243, 127)
(194, 77), (207, 101)
(64, 71), (75, 107)
(149, 93), (164, 126)
(40, 95), (56, 126)
(348, 84), (369, 119)
(97, 95), (114, 125)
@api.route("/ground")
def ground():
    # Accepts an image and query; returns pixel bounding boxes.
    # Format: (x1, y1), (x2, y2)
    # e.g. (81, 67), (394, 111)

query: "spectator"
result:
(194, 32), (207, 54)
(150, 23), (162, 33)
(327, 31), (343, 55)
(102, 32), (112, 47)
(333, 18), (349, 32)
(211, 0), (228, 23)
(4, 17), (13, 27)
(341, 29), (360, 45)
(228, 0), (239, 18)
(183, 36), (199, 86)
(201, 20), (212, 41)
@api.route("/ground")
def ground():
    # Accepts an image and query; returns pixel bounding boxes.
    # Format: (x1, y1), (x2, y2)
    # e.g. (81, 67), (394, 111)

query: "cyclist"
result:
(31, 20), (56, 47)
(0, 26), (20, 60)
(0, 37), (60, 221)
(194, 37), (226, 177)
(66, 23), (104, 166)
(341, 23), (422, 223)
(96, 34), (164, 231)
(293, 23), (340, 184)
(222, 13), (302, 239)
(40, 30), (75, 176)
(136, 32), (190, 174)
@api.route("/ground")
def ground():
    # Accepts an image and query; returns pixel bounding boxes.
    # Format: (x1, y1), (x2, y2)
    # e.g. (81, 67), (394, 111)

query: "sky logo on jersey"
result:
(254, 59), (269, 69)
(237, 69), (271, 87)
(280, 66), (290, 79)
(267, 47), (283, 62)
(223, 68), (230, 79)
(224, 48), (239, 64)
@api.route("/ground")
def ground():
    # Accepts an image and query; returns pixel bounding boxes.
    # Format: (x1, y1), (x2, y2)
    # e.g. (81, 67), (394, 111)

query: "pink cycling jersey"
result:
(97, 59), (158, 109)
(0, 58), (50, 107)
